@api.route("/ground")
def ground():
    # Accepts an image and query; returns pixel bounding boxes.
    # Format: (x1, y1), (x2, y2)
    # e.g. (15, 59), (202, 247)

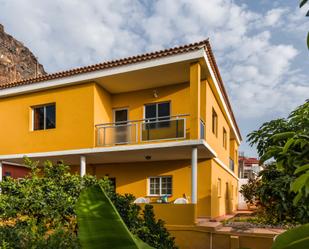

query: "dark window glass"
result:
(33, 107), (45, 130)
(33, 104), (56, 130)
(158, 102), (170, 119)
(145, 104), (157, 120)
(46, 104), (56, 129)
(115, 109), (128, 124)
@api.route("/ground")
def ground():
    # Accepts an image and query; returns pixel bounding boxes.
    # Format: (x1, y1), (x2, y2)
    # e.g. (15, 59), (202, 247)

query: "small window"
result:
(217, 178), (222, 197)
(33, 104), (56, 130)
(231, 184), (234, 200)
(212, 108), (218, 136)
(226, 182), (229, 200)
(149, 176), (172, 196)
(223, 128), (227, 149)
(229, 157), (235, 172)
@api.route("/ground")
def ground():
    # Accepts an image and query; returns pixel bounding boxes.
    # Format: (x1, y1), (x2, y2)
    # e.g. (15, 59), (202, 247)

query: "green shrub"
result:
(0, 158), (177, 248)
(247, 100), (309, 225)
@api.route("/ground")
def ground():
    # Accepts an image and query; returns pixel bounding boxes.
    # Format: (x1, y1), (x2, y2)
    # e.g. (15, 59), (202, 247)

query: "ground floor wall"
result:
(69, 158), (238, 219)
(210, 160), (239, 218)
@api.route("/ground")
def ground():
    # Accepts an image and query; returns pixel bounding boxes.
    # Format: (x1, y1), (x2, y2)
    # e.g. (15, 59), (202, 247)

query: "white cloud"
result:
(263, 8), (287, 26)
(0, 0), (308, 153)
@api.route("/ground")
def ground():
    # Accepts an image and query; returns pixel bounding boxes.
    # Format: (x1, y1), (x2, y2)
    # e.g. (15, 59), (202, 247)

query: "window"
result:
(229, 157), (235, 172)
(149, 176), (172, 196)
(212, 108), (218, 136)
(145, 102), (170, 128)
(217, 178), (222, 197)
(200, 119), (205, 139)
(33, 104), (56, 130)
(223, 127), (227, 149)
(231, 184), (234, 200)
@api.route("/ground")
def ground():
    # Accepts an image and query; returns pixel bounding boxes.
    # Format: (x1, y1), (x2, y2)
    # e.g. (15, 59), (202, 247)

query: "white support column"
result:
(191, 146), (198, 204)
(0, 161), (2, 182)
(80, 156), (86, 177)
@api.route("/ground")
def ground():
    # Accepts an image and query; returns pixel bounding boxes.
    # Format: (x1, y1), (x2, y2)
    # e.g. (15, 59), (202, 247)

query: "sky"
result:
(0, 0), (308, 157)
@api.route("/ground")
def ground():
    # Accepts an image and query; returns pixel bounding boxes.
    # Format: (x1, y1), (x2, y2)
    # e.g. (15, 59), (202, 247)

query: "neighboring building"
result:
(238, 154), (263, 179)
(238, 154), (263, 210)
(1, 162), (30, 179)
(0, 39), (241, 221)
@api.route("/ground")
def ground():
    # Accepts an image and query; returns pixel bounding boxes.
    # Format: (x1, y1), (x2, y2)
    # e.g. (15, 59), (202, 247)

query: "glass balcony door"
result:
(114, 109), (129, 144)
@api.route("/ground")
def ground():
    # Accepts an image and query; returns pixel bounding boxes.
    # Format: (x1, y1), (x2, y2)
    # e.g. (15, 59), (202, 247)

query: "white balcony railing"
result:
(96, 115), (188, 147)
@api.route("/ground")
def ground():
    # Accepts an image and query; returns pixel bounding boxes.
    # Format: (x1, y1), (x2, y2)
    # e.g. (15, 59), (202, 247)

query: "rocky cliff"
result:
(0, 24), (46, 85)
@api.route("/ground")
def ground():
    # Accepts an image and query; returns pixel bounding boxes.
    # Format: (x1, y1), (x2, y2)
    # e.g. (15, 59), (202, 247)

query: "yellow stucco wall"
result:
(210, 160), (238, 217)
(204, 80), (231, 166)
(93, 84), (112, 126)
(168, 226), (275, 249)
(0, 83), (96, 155)
(86, 159), (212, 217)
(111, 83), (190, 121)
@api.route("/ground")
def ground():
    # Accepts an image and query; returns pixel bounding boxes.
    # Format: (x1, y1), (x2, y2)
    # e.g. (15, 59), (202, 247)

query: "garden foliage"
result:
(244, 100), (309, 224)
(0, 158), (176, 248)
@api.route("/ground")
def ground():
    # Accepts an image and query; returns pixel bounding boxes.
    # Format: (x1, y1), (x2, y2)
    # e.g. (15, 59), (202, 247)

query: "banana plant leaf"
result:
(271, 223), (309, 249)
(76, 185), (153, 249)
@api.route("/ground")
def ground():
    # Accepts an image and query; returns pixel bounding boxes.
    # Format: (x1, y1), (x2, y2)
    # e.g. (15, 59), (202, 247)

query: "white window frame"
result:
(32, 103), (56, 131)
(147, 176), (172, 196)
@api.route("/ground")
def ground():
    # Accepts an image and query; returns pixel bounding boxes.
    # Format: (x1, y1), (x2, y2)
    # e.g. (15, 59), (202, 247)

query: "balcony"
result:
(96, 115), (188, 147)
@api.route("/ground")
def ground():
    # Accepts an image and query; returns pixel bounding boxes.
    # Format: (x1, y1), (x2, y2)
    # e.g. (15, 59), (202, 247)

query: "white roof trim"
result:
(0, 49), (205, 98)
(202, 51), (241, 144)
(0, 139), (211, 160)
(2, 161), (27, 168)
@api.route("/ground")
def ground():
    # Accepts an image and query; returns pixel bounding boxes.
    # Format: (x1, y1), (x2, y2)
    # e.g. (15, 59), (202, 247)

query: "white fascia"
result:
(0, 49), (205, 98)
(202, 51), (241, 144)
(0, 139), (208, 160)
(1, 161), (27, 167)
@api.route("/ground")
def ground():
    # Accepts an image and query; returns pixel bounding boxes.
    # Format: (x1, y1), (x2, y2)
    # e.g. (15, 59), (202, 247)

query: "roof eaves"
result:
(0, 39), (209, 90)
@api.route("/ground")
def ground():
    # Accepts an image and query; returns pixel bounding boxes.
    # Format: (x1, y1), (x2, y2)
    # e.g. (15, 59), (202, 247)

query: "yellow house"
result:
(0, 39), (241, 221)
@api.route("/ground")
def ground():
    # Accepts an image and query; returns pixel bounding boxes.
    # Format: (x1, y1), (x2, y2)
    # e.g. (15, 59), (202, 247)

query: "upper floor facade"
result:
(0, 40), (241, 172)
